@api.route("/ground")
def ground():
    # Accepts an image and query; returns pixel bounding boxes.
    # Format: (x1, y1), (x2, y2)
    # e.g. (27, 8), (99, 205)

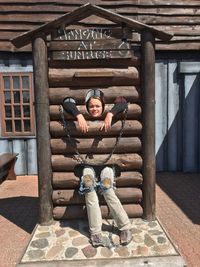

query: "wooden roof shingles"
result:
(0, 0), (199, 52)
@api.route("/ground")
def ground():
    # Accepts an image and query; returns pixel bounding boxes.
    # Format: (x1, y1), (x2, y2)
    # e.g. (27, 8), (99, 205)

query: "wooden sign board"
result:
(54, 28), (132, 41)
(50, 28), (133, 60)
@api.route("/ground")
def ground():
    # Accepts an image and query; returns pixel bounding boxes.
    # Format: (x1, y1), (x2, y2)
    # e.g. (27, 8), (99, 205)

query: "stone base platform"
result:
(17, 218), (186, 267)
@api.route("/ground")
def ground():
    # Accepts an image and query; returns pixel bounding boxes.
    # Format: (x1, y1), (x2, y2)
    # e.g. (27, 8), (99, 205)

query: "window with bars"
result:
(0, 73), (35, 136)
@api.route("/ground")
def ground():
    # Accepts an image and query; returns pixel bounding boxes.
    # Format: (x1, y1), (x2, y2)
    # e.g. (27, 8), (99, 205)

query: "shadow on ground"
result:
(0, 196), (38, 233)
(156, 172), (200, 225)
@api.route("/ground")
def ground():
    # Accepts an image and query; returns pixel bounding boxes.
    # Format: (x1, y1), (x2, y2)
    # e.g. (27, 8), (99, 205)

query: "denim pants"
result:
(80, 166), (132, 235)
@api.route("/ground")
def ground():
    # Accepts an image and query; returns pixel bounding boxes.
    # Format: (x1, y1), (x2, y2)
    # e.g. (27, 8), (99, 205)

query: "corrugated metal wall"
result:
(0, 53), (200, 174)
(0, 138), (37, 175)
(155, 59), (200, 172)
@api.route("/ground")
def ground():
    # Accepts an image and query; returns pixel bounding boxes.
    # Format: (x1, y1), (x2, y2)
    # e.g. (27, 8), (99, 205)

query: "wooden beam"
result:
(53, 203), (143, 220)
(52, 171), (143, 189)
(49, 57), (140, 68)
(141, 30), (156, 221)
(50, 137), (142, 154)
(52, 187), (142, 205)
(32, 33), (53, 225)
(51, 153), (143, 171)
(49, 86), (141, 105)
(50, 103), (142, 120)
(48, 66), (140, 87)
(50, 120), (142, 137)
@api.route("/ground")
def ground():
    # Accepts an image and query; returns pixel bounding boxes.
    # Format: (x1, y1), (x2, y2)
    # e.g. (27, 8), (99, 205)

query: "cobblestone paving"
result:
(21, 218), (178, 263)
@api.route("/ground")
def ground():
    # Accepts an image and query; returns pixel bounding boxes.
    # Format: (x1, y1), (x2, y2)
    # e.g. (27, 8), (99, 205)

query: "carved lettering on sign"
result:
(54, 28), (132, 60)
(61, 50), (112, 60)
(58, 28), (112, 40)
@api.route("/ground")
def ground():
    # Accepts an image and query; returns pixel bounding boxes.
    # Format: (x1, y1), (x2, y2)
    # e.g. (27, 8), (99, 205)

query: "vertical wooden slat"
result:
(141, 30), (156, 221)
(32, 34), (53, 225)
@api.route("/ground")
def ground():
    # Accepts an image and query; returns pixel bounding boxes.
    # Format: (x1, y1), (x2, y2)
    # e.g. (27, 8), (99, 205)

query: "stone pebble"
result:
(46, 245), (64, 259)
(82, 245), (97, 258)
(114, 246), (130, 257)
(72, 236), (89, 246)
(100, 247), (113, 258)
(27, 249), (45, 259)
(30, 238), (49, 249)
(65, 247), (79, 258)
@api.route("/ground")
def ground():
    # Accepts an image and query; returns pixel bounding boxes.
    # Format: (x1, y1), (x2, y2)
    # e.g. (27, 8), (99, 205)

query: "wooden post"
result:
(32, 33), (53, 225)
(141, 30), (156, 220)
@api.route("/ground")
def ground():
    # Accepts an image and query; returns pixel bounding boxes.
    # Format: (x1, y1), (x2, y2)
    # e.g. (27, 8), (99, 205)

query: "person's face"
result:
(88, 98), (103, 117)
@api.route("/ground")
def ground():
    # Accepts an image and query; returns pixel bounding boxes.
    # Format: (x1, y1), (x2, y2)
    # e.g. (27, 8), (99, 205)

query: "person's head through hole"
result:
(85, 89), (105, 118)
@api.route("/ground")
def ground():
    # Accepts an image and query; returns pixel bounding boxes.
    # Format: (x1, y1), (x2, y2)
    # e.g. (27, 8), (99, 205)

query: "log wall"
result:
(49, 37), (143, 220)
(2, 0), (200, 52)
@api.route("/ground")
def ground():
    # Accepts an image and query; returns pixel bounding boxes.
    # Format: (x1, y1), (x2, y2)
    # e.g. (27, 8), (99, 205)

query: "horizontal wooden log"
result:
(48, 67), (140, 87)
(51, 153), (143, 171)
(53, 203), (143, 220)
(52, 171), (143, 189)
(51, 137), (141, 154)
(50, 120), (142, 137)
(50, 103), (141, 120)
(49, 86), (141, 105)
(49, 57), (140, 68)
(53, 187), (142, 205)
(117, 171), (143, 187)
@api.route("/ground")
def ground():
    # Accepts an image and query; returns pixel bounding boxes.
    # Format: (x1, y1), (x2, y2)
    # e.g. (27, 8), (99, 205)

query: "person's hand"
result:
(100, 112), (113, 132)
(76, 114), (88, 133)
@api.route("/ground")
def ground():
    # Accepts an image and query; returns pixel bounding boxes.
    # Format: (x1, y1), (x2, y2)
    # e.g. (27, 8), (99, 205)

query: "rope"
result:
(59, 105), (128, 166)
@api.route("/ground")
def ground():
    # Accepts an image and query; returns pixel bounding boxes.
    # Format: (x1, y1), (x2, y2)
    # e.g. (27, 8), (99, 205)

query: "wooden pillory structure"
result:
(11, 3), (173, 225)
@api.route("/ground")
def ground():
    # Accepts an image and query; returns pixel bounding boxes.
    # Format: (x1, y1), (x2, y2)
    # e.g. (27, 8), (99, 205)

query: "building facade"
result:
(0, 1), (200, 174)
